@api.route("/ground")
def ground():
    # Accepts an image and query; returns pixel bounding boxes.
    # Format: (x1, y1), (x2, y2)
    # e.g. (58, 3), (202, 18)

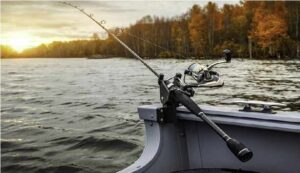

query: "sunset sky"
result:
(1, 0), (239, 52)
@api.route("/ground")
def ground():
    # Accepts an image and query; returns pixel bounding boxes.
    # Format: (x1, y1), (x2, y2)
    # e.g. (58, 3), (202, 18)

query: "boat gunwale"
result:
(138, 104), (300, 133)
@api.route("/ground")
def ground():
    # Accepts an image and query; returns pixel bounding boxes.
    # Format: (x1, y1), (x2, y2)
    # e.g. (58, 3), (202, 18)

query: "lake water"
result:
(1, 58), (300, 173)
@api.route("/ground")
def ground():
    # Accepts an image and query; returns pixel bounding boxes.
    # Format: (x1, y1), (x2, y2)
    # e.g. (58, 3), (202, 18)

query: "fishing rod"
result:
(61, 1), (253, 162)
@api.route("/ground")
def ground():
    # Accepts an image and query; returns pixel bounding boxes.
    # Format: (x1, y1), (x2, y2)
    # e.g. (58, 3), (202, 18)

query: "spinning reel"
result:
(183, 49), (232, 88)
(159, 49), (233, 103)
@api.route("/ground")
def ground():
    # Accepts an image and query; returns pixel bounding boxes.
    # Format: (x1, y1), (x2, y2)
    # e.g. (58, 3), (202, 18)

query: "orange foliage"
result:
(251, 1), (288, 55)
(189, 5), (207, 57)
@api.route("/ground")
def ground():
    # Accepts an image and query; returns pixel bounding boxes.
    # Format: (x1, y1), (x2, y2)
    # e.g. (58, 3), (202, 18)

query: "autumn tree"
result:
(1, 45), (18, 58)
(251, 1), (288, 58)
(188, 5), (207, 57)
(204, 2), (222, 57)
(218, 4), (247, 57)
(286, 1), (300, 58)
(171, 14), (190, 58)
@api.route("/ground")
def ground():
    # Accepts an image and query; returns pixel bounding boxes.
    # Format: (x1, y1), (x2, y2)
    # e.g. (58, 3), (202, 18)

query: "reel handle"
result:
(172, 89), (252, 162)
(223, 49), (232, 63)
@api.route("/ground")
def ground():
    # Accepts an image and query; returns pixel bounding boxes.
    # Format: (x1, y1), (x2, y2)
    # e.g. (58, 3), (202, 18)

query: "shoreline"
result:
(1, 56), (300, 60)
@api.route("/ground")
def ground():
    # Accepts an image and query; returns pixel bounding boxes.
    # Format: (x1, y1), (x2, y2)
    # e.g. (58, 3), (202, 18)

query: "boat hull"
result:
(119, 105), (300, 173)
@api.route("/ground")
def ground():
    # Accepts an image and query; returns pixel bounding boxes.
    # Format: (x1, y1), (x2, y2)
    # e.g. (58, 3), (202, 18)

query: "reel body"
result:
(184, 63), (224, 87)
(183, 49), (231, 88)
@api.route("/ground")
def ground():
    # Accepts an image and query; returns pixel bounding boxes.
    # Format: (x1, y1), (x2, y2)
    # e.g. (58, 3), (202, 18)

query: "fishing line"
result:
(60, 1), (160, 78)
(125, 32), (188, 58)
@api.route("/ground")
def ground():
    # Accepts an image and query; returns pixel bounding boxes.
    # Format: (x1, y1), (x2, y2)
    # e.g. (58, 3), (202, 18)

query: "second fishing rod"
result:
(61, 1), (253, 162)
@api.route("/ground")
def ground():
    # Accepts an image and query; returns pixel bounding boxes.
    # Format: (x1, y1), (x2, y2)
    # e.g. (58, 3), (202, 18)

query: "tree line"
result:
(1, 1), (299, 59)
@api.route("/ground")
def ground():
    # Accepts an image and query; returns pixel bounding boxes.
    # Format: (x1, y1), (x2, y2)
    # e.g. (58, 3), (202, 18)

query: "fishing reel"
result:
(160, 49), (232, 103)
(183, 49), (232, 88)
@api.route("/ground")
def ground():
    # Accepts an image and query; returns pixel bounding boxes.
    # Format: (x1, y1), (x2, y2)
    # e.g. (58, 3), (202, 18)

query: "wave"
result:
(93, 103), (116, 110)
(1, 140), (20, 149)
(2, 155), (46, 162)
(2, 164), (37, 173)
(49, 136), (83, 145)
(35, 165), (85, 173)
(67, 136), (138, 152)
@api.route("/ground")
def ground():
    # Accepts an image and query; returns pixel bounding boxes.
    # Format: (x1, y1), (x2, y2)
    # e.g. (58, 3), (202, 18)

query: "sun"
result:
(2, 33), (41, 52)
(7, 38), (33, 52)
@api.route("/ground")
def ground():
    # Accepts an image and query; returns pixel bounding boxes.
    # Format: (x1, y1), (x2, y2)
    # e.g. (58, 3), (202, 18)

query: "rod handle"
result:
(226, 138), (253, 162)
(172, 89), (253, 162)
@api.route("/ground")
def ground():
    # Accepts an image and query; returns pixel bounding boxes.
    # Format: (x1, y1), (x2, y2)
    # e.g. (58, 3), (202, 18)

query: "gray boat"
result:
(119, 103), (300, 173)
(116, 52), (299, 172)
(116, 50), (299, 173)
(117, 53), (300, 173)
